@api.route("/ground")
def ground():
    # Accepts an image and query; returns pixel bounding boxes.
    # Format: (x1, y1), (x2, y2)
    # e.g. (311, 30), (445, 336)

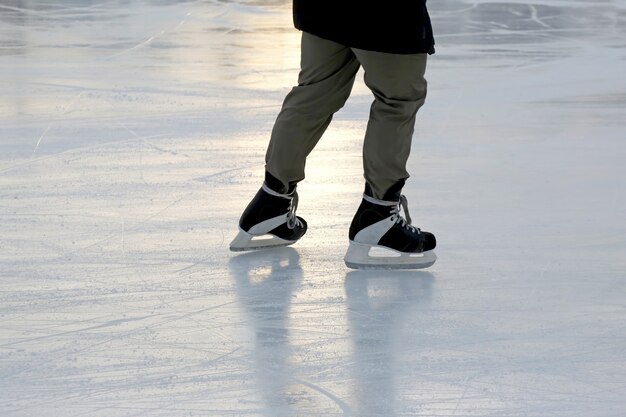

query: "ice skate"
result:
(345, 193), (436, 269)
(230, 183), (307, 251)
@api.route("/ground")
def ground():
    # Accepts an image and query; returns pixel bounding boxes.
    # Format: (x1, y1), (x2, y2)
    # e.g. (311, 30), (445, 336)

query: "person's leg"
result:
(231, 33), (359, 251)
(265, 32), (361, 193)
(343, 51), (435, 269)
(351, 50), (428, 200)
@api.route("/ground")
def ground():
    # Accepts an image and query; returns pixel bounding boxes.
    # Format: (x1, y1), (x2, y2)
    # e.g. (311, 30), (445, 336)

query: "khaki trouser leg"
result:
(352, 50), (428, 200)
(265, 33), (428, 199)
(265, 33), (360, 192)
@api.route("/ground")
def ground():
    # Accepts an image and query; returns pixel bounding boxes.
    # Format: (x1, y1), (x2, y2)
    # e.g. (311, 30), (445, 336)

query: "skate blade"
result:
(344, 241), (437, 270)
(229, 229), (295, 252)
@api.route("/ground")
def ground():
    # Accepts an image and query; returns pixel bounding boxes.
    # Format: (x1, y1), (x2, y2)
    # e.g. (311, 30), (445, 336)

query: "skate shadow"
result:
(344, 270), (434, 416)
(228, 248), (302, 417)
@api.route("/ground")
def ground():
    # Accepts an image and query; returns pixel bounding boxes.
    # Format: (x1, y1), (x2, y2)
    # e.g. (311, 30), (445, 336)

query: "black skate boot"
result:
(345, 187), (436, 269)
(230, 183), (307, 251)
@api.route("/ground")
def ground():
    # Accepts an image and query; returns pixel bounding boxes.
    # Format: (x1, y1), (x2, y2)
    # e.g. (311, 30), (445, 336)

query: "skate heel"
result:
(229, 228), (294, 252)
(344, 241), (437, 270)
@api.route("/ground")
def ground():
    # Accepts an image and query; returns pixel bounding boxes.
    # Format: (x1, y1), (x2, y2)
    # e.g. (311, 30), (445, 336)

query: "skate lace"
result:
(262, 184), (303, 230)
(390, 195), (420, 234)
(286, 192), (303, 230)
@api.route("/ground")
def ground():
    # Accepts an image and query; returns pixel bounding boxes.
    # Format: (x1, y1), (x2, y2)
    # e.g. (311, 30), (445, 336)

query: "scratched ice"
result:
(1, 1), (625, 416)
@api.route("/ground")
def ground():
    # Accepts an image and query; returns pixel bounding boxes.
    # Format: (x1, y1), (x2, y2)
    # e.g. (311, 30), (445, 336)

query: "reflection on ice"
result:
(229, 249), (437, 416)
(345, 272), (434, 416)
(230, 248), (302, 416)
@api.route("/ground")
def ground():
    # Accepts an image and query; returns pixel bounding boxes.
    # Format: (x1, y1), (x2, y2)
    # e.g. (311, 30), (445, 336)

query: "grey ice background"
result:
(1, 0), (626, 416)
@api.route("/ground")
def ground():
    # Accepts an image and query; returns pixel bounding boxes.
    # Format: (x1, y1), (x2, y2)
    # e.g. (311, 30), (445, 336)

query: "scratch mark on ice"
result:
(33, 125), (53, 154)
(292, 377), (352, 416)
(104, 30), (166, 60)
(529, 5), (552, 29)
(33, 91), (86, 153)
(0, 315), (151, 348)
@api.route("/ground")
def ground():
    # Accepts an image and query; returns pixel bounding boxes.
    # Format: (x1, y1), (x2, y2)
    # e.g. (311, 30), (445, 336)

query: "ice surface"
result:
(1, 1), (625, 416)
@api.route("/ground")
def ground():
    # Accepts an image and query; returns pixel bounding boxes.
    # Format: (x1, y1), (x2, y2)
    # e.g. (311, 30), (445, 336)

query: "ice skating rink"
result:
(1, 0), (625, 416)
